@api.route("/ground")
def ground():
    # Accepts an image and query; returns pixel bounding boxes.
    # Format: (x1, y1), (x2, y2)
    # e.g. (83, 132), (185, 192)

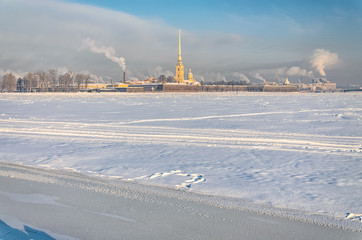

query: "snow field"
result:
(0, 92), (361, 225)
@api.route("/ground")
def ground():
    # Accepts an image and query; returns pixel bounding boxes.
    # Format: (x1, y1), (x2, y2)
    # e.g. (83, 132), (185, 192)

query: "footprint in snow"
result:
(130, 170), (206, 190)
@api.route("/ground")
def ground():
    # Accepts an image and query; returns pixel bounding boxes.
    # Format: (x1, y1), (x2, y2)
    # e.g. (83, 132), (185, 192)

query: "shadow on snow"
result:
(0, 220), (55, 240)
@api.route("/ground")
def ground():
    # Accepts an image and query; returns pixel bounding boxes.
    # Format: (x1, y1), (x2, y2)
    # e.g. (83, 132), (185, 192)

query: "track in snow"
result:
(0, 118), (361, 156)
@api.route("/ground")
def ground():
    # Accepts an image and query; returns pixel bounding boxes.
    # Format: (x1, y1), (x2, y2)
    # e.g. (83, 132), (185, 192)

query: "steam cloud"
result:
(252, 73), (266, 82)
(310, 49), (338, 76)
(80, 38), (126, 71)
(232, 72), (250, 83)
(288, 66), (313, 77)
(153, 65), (173, 78)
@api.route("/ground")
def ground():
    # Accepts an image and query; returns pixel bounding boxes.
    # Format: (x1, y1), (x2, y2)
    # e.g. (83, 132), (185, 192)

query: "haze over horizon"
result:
(0, 0), (361, 86)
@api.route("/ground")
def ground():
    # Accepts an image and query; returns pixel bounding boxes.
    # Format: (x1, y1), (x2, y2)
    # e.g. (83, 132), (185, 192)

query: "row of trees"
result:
(157, 75), (176, 83)
(0, 70), (91, 92)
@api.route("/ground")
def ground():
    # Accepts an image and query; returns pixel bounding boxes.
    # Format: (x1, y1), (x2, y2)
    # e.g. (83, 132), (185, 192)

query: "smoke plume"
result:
(232, 72), (250, 83)
(310, 49), (338, 76)
(80, 38), (126, 71)
(153, 65), (173, 78)
(288, 66), (313, 77)
(252, 73), (266, 82)
(197, 75), (205, 82)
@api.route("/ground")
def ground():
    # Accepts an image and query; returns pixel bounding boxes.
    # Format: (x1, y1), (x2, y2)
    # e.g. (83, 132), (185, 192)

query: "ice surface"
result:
(0, 191), (64, 206)
(0, 92), (361, 223)
(1, 163), (360, 239)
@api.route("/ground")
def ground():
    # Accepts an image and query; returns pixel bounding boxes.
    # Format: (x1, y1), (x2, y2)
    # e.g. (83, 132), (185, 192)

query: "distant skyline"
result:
(0, 0), (361, 86)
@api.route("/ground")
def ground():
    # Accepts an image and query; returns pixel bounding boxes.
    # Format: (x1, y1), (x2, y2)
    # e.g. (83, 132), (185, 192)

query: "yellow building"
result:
(174, 29), (200, 85)
(175, 29), (185, 83)
(283, 68), (290, 86)
(184, 68), (200, 85)
(187, 68), (194, 81)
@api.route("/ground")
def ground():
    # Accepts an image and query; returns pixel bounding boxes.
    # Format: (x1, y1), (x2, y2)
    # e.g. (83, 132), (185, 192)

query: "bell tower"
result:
(187, 68), (194, 81)
(175, 29), (184, 83)
(284, 68), (290, 86)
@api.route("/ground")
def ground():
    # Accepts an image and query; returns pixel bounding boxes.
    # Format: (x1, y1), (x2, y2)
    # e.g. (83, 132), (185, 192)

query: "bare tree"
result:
(84, 74), (90, 89)
(1, 73), (17, 92)
(166, 76), (175, 83)
(26, 72), (39, 92)
(58, 71), (74, 91)
(75, 73), (85, 91)
(158, 75), (166, 83)
(23, 72), (37, 92)
(48, 69), (57, 91)
(35, 70), (50, 92)
(58, 74), (67, 92)
(64, 71), (74, 91)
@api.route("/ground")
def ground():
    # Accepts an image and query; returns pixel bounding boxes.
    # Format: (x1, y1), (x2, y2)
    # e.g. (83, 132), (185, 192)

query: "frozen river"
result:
(0, 92), (361, 232)
(1, 162), (361, 240)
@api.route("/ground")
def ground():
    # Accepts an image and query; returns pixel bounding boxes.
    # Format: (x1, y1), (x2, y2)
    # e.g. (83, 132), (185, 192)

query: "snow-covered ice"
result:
(1, 162), (360, 239)
(0, 92), (361, 226)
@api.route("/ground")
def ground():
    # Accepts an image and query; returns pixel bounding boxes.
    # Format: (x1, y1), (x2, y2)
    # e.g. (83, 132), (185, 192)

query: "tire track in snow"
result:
(1, 118), (361, 142)
(0, 118), (361, 156)
(124, 107), (362, 124)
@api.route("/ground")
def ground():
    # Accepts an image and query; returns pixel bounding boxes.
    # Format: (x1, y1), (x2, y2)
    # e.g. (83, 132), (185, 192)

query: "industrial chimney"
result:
(123, 72), (126, 83)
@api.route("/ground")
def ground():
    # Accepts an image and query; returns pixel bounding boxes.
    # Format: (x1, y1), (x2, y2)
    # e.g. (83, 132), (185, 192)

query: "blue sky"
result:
(0, 0), (361, 85)
(67, 0), (361, 32)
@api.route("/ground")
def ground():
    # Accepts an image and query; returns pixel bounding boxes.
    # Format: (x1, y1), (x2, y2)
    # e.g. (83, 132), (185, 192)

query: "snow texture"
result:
(0, 92), (361, 223)
(1, 162), (360, 239)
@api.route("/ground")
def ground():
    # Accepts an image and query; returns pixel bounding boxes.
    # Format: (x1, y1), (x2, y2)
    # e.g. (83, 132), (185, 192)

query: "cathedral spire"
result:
(178, 29), (182, 62)
(284, 68), (290, 86)
(175, 28), (184, 83)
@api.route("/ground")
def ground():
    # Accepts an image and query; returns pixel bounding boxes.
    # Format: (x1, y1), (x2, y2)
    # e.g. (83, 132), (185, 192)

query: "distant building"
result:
(174, 29), (199, 85)
(299, 78), (338, 92)
(184, 68), (200, 85)
(283, 69), (290, 86)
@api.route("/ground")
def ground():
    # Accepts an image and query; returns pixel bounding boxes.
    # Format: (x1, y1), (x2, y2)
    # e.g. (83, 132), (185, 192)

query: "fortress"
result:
(78, 29), (301, 93)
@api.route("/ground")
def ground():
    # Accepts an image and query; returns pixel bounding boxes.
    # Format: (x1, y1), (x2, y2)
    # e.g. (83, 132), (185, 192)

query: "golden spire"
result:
(178, 28), (182, 62)
(284, 68), (290, 86)
(175, 28), (184, 83)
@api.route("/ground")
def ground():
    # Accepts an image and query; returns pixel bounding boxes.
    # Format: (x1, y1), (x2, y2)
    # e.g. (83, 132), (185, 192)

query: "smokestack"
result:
(123, 72), (126, 83)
